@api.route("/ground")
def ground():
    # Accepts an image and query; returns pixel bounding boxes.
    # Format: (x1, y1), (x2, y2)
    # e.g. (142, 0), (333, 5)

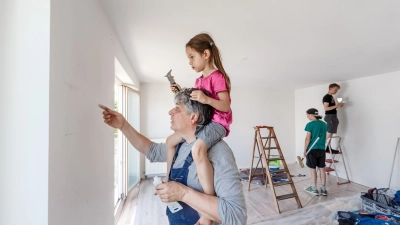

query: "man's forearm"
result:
(120, 122), (151, 156)
(182, 187), (221, 223)
(324, 105), (338, 111)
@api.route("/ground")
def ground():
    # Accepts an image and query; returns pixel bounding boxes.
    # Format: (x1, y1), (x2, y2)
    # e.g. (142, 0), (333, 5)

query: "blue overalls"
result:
(167, 143), (201, 225)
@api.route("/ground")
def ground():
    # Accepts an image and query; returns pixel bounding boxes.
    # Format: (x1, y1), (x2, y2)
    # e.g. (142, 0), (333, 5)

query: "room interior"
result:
(1, 0), (400, 225)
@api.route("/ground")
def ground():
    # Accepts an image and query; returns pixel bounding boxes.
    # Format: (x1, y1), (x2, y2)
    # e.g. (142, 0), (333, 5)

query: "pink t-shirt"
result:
(194, 70), (232, 136)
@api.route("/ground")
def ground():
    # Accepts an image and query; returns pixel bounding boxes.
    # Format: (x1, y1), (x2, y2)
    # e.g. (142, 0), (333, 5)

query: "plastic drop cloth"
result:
(252, 195), (361, 225)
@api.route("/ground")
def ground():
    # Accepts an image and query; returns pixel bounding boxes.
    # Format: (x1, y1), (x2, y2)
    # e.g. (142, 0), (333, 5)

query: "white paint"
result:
(295, 71), (400, 188)
(141, 84), (295, 168)
(0, 1), (50, 224)
(101, 0), (400, 89)
(49, 0), (140, 224)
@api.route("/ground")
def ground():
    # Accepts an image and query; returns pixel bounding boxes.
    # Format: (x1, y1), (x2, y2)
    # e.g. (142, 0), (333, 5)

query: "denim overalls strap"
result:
(166, 142), (200, 225)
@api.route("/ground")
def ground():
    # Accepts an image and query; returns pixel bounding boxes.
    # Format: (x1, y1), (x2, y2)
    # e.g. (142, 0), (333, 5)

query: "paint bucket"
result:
(269, 155), (281, 170)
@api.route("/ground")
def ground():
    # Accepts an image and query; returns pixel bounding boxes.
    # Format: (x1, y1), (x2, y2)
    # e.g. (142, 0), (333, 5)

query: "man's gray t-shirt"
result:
(146, 140), (247, 225)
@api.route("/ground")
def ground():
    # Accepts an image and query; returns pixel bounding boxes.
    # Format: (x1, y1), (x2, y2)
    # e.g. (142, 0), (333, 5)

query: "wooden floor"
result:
(116, 163), (369, 225)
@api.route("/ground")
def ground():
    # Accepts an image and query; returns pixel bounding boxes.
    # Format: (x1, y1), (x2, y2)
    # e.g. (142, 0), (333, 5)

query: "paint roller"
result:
(297, 133), (322, 168)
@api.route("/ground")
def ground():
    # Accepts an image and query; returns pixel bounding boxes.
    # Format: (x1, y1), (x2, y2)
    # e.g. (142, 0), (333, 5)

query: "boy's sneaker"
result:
(320, 188), (328, 196)
(304, 186), (319, 196)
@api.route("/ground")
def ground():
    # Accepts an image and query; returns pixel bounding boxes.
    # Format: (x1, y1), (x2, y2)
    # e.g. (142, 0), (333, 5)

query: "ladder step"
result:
(264, 147), (279, 150)
(261, 136), (276, 139)
(325, 167), (335, 172)
(251, 174), (266, 177)
(270, 169), (288, 173)
(325, 159), (339, 163)
(326, 150), (341, 154)
(266, 157), (284, 161)
(273, 180), (293, 186)
(276, 193), (298, 201)
(256, 126), (273, 129)
(250, 169), (288, 174)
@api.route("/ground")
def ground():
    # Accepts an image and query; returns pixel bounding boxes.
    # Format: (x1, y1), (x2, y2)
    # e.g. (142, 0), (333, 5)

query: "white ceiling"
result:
(100, 0), (400, 89)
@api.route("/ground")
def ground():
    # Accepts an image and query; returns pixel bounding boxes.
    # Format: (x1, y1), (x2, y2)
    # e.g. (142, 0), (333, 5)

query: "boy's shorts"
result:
(324, 114), (339, 134)
(306, 150), (326, 169)
(195, 122), (226, 149)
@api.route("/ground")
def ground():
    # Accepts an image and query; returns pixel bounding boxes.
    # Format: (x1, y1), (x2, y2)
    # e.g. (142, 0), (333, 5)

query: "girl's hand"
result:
(190, 90), (209, 104)
(170, 84), (182, 93)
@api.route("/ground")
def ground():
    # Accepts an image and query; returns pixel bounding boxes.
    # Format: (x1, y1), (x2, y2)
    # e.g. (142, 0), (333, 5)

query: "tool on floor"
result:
(164, 69), (180, 93)
(325, 136), (350, 185)
(388, 137), (400, 188)
(248, 126), (302, 213)
(291, 174), (306, 177)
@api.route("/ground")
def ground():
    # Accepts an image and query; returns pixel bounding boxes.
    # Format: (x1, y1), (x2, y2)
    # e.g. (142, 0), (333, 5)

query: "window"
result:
(114, 81), (124, 208)
(126, 88), (140, 189)
(113, 57), (141, 221)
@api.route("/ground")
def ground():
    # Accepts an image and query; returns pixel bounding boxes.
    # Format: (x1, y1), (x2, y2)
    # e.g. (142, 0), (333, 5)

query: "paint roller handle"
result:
(305, 134), (322, 156)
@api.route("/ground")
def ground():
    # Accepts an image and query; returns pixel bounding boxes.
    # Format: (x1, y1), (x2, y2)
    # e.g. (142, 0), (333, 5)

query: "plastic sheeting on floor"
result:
(252, 195), (361, 225)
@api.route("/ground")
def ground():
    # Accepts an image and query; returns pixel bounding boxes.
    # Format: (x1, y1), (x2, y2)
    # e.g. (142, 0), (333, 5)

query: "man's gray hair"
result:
(174, 88), (214, 125)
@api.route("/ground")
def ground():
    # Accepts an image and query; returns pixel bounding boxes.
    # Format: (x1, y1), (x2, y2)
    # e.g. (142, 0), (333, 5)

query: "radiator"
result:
(145, 138), (167, 176)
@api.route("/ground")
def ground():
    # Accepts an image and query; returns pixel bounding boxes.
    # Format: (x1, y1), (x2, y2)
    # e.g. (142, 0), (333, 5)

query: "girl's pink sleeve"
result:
(213, 73), (228, 93)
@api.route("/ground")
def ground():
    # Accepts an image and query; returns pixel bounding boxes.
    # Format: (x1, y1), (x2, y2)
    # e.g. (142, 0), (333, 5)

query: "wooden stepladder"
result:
(248, 126), (302, 213)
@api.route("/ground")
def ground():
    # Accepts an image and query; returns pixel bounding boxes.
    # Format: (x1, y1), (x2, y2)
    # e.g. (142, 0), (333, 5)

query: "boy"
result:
(322, 83), (344, 141)
(304, 108), (328, 196)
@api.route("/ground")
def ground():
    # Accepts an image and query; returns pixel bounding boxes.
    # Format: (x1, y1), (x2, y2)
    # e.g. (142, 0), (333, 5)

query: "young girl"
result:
(166, 33), (232, 224)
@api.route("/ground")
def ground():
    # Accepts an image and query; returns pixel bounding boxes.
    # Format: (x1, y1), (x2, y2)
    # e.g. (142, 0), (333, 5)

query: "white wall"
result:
(141, 84), (296, 168)
(115, 41), (141, 90)
(0, 1), (139, 224)
(141, 84), (176, 139)
(230, 87), (296, 167)
(295, 71), (400, 188)
(49, 0), (139, 224)
(0, 1), (50, 224)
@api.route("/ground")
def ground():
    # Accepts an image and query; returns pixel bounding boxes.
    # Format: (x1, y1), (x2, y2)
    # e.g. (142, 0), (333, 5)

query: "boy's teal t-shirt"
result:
(305, 120), (327, 150)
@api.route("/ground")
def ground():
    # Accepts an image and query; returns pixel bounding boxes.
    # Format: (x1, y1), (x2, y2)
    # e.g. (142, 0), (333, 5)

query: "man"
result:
(100, 88), (247, 225)
(303, 108), (328, 196)
(322, 83), (344, 140)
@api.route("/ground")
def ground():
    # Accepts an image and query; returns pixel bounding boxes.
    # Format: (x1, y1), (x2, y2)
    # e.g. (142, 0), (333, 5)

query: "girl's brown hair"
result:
(186, 33), (231, 93)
